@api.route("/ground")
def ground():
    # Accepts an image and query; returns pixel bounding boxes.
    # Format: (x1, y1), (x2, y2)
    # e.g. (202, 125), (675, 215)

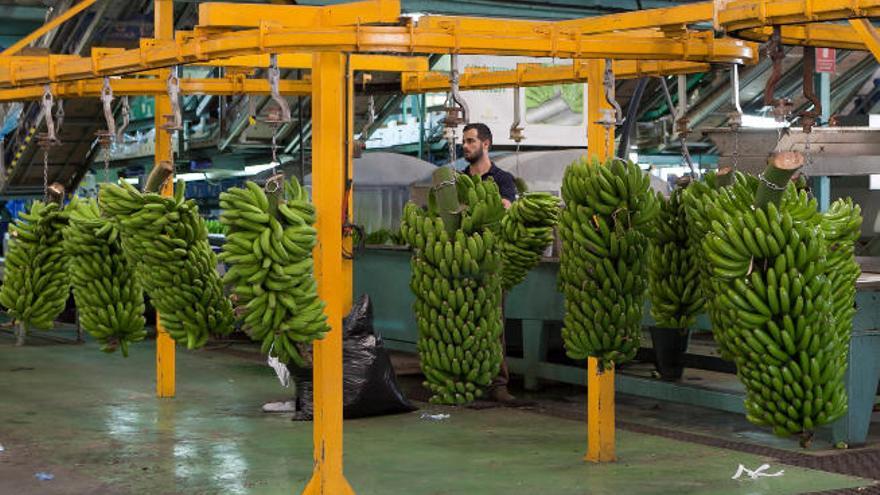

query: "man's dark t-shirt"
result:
(466, 163), (517, 203)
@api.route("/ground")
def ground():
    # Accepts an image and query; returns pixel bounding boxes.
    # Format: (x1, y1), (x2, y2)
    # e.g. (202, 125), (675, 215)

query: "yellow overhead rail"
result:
(401, 60), (710, 93)
(718, 0), (880, 53)
(0, 77), (311, 102)
(0, 24), (756, 88)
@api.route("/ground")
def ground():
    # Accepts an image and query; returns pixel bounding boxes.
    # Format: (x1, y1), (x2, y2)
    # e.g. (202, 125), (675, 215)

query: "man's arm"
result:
(496, 173), (518, 209)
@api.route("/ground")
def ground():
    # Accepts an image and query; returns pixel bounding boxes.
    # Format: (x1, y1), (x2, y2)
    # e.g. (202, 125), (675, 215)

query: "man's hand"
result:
(502, 198), (512, 209)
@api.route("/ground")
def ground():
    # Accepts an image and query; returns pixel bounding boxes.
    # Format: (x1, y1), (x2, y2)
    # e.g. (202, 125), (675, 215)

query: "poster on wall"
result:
(454, 55), (588, 147)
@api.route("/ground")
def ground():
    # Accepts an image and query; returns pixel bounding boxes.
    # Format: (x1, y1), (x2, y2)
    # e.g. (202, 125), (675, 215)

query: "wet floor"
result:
(0, 328), (874, 494)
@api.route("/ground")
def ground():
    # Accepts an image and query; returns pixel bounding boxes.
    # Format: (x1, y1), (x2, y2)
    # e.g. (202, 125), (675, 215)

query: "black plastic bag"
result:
(289, 294), (417, 420)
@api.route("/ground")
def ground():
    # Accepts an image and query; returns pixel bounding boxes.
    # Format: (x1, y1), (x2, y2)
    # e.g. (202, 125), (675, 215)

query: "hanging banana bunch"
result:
(702, 158), (857, 445)
(498, 192), (559, 291)
(648, 183), (703, 329)
(99, 179), (234, 349)
(0, 201), (70, 339)
(218, 176), (328, 366)
(558, 157), (659, 366)
(400, 171), (505, 405)
(63, 197), (146, 356)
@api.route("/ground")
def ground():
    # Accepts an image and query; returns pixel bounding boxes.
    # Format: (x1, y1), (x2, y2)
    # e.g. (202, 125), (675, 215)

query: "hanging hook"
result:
(729, 64), (744, 130)
(509, 88), (524, 144)
(763, 26), (792, 123)
(100, 77), (116, 138)
(162, 68), (182, 132)
(264, 53), (292, 125)
(443, 53), (469, 166)
(800, 46), (821, 134)
(116, 96), (130, 144)
(40, 84), (59, 146)
(603, 59), (623, 125)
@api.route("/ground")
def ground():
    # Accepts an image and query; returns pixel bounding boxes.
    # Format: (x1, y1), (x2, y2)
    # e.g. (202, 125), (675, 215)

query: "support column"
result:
(812, 70), (832, 212)
(585, 58), (616, 463)
(302, 51), (355, 495)
(154, 0), (175, 399)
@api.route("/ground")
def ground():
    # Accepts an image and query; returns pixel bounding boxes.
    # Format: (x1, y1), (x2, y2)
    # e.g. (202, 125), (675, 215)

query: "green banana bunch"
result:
(99, 180), (234, 349)
(821, 198), (861, 373)
(703, 173), (857, 444)
(400, 173), (504, 405)
(0, 201), (70, 332)
(63, 197), (146, 356)
(648, 184), (703, 329)
(205, 219), (228, 235)
(218, 177), (328, 366)
(558, 157), (658, 365)
(498, 192), (559, 291)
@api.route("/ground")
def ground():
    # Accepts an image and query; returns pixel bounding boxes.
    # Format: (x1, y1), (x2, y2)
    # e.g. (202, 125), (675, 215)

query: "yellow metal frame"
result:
(155, 0), (176, 399)
(0, 24), (756, 87)
(401, 60), (709, 93)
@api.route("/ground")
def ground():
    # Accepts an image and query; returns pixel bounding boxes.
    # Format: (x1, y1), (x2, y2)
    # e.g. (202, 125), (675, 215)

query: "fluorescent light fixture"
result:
(628, 151), (639, 163)
(741, 114), (790, 129)
(123, 178), (139, 184)
(870, 174), (880, 190)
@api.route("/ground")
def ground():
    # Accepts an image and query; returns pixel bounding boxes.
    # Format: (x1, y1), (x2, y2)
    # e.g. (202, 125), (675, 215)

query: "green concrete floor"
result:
(0, 329), (874, 495)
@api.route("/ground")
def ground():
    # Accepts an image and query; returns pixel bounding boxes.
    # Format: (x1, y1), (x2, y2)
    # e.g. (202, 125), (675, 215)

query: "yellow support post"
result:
(301, 51), (355, 495)
(585, 59), (616, 463)
(154, 0), (175, 399)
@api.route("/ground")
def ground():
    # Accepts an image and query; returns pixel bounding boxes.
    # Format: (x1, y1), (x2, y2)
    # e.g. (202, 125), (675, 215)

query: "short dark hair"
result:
(463, 123), (492, 145)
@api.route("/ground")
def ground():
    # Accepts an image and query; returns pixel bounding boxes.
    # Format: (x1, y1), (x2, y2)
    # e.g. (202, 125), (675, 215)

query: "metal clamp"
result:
(800, 46), (821, 134)
(763, 26), (793, 123)
(100, 77), (116, 138)
(444, 53), (469, 130)
(39, 84), (60, 148)
(161, 69), (182, 132)
(264, 53), (292, 125)
(603, 59), (623, 125)
(509, 87), (524, 144)
(117, 96), (130, 143)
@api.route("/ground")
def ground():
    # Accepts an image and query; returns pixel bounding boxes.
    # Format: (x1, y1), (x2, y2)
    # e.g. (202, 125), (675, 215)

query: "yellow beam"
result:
(2, 0), (99, 56)
(401, 60), (710, 93)
(720, 0), (880, 34)
(301, 51), (355, 495)
(0, 21), (757, 87)
(556, 2), (713, 33)
(155, 0), (175, 400)
(850, 19), (880, 62)
(201, 53), (429, 72)
(734, 23), (869, 49)
(198, 0), (399, 28)
(0, 78), (312, 102)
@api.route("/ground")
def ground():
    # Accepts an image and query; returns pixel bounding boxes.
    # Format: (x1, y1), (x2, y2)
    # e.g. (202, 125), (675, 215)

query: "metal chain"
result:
(732, 128), (739, 170)
(271, 124), (279, 175)
(42, 148), (48, 200)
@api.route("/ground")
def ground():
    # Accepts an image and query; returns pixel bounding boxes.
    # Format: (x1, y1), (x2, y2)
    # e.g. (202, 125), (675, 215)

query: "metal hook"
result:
(763, 26), (792, 123)
(603, 59), (623, 124)
(800, 46), (821, 134)
(116, 96), (130, 143)
(41, 85), (58, 145)
(265, 53), (292, 125)
(509, 88), (524, 144)
(100, 77), (116, 138)
(162, 68), (182, 132)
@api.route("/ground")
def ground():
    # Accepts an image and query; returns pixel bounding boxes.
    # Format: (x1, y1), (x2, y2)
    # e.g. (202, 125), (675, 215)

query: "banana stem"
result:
(432, 167), (462, 234)
(15, 321), (25, 346)
(144, 161), (174, 193)
(755, 151), (803, 209)
(715, 166), (734, 188)
(46, 183), (65, 205)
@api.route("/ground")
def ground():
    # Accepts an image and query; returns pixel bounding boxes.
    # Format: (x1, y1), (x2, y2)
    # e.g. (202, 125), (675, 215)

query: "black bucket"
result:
(650, 327), (690, 381)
